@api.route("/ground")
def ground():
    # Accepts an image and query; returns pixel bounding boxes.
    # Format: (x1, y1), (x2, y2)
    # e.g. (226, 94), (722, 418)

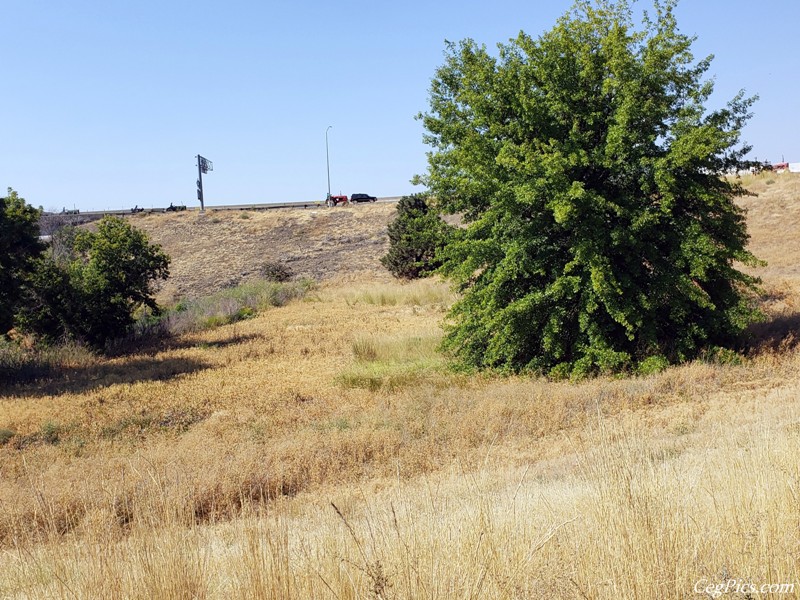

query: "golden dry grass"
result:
(1, 176), (800, 598)
(129, 203), (398, 304)
(738, 171), (800, 285)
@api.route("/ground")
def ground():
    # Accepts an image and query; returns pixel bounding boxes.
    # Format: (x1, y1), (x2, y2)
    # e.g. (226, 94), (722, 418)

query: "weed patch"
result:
(334, 279), (455, 310)
(338, 333), (448, 390)
(161, 279), (313, 335)
(0, 428), (15, 445)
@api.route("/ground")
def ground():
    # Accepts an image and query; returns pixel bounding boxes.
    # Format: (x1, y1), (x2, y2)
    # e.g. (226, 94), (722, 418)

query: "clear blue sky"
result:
(3, 0), (798, 212)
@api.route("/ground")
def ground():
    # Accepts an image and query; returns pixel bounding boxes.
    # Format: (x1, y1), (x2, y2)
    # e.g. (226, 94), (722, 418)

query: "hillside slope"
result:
(131, 173), (800, 305)
(130, 203), (398, 303)
(737, 172), (800, 284)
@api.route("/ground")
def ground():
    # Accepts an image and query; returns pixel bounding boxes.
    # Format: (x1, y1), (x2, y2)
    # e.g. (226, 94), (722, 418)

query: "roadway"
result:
(65, 196), (403, 217)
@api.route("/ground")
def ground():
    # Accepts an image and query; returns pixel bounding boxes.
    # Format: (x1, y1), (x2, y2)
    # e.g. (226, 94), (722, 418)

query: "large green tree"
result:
(417, 0), (761, 376)
(18, 216), (170, 349)
(0, 188), (43, 333)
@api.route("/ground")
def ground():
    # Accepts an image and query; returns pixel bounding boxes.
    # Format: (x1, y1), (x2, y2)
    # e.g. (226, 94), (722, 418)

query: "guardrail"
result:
(45, 196), (402, 218)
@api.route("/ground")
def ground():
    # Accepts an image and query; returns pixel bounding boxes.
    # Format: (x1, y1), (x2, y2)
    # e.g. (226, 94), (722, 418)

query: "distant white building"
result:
(789, 163), (800, 173)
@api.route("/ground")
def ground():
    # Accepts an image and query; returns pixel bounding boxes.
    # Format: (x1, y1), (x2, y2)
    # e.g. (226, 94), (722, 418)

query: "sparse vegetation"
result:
(132, 203), (399, 303)
(161, 278), (314, 335)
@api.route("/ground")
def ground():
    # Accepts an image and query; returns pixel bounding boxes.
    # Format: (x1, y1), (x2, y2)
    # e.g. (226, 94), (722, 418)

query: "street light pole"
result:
(325, 125), (332, 205)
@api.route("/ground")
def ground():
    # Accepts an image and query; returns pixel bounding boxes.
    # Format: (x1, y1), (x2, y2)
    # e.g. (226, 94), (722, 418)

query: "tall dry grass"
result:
(1, 222), (800, 598)
(3, 394), (798, 598)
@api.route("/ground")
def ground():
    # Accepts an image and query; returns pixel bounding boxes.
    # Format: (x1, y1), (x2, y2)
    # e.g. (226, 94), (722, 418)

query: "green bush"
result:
(381, 194), (453, 279)
(0, 188), (43, 332)
(637, 355), (671, 376)
(16, 217), (170, 350)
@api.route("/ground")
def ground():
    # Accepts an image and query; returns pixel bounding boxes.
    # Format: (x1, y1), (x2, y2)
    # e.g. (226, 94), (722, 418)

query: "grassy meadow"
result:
(1, 173), (800, 599)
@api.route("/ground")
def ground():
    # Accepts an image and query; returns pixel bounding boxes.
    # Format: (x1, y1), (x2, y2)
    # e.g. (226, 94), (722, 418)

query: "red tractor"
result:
(326, 194), (349, 207)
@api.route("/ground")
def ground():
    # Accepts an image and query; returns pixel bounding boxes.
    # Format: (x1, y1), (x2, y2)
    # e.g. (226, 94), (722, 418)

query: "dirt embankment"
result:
(737, 172), (800, 284)
(129, 173), (800, 305)
(130, 203), (398, 303)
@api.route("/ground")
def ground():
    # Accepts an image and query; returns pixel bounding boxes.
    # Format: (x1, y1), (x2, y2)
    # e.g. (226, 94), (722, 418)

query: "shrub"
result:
(637, 355), (671, 376)
(0, 188), (43, 332)
(381, 194), (453, 279)
(0, 428), (15, 446)
(16, 217), (170, 350)
(40, 421), (62, 445)
(260, 261), (294, 282)
(160, 279), (313, 335)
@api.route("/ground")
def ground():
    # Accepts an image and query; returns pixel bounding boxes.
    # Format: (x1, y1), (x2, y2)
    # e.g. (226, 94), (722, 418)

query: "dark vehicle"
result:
(164, 203), (187, 212)
(130, 205), (144, 213)
(350, 193), (377, 203)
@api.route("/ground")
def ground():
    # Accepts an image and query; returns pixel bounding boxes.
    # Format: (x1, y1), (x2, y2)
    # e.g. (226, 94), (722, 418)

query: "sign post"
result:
(196, 155), (213, 212)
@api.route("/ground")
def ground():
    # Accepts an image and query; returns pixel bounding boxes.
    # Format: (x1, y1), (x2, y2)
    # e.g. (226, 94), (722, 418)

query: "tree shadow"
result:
(742, 311), (800, 354)
(161, 332), (267, 352)
(1, 330), (268, 397)
(104, 328), (266, 357)
(2, 354), (212, 398)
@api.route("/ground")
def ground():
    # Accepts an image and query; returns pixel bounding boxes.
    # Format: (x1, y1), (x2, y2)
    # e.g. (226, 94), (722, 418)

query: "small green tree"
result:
(417, 0), (762, 376)
(381, 194), (453, 279)
(18, 217), (170, 349)
(0, 189), (43, 333)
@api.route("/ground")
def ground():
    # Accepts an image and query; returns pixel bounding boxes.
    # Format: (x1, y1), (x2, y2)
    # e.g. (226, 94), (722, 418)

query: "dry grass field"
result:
(1, 174), (799, 599)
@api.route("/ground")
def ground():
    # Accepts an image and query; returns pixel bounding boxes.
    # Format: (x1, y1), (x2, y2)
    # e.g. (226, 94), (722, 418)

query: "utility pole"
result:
(325, 126), (332, 206)
(196, 155), (213, 212)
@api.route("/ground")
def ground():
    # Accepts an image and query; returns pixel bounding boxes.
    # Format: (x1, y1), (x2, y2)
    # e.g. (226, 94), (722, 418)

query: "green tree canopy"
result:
(417, 0), (762, 376)
(0, 188), (43, 333)
(18, 216), (170, 349)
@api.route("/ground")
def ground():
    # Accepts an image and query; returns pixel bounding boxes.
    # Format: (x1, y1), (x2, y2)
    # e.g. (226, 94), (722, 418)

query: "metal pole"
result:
(325, 126), (332, 204)
(197, 155), (204, 212)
